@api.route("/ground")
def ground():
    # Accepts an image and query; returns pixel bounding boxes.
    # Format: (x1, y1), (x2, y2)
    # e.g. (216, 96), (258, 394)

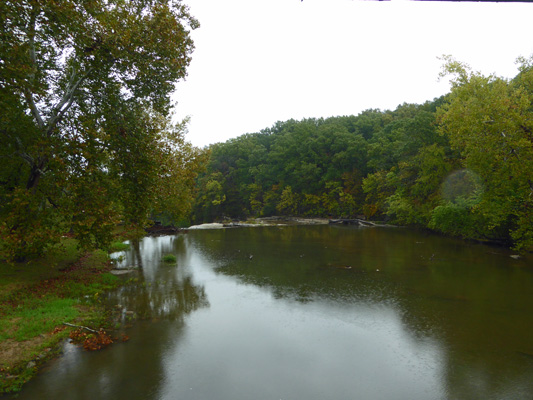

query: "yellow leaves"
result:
(437, 56), (533, 250)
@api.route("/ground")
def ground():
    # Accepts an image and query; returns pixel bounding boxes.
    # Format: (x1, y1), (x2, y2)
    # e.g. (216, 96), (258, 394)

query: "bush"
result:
(428, 199), (483, 238)
(386, 194), (418, 225)
(162, 254), (177, 263)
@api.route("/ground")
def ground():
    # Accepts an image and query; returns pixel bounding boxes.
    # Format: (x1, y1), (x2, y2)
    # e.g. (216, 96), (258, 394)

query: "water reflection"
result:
(159, 293), (446, 400)
(108, 235), (209, 322)
(185, 226), (533, 400)
(10, 226), (533, 400)
(13, 233), (209, 400)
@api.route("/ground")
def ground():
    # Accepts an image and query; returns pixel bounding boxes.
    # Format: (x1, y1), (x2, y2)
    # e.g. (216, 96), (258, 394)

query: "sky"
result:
(172, 0), (533, 148)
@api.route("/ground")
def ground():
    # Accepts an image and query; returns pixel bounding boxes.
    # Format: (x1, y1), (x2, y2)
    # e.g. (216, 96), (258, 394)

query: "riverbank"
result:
(188, 216), (331, 229)
(0, 239), (125, 395)
(187, 216), (394, 229)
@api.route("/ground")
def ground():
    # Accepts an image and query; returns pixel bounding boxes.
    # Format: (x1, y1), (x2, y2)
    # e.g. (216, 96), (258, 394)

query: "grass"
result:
(162, 254), (177, 263)
(0, 238), (121, 395)
(107, 240), (130, 253)
(0, 298), (79, 342)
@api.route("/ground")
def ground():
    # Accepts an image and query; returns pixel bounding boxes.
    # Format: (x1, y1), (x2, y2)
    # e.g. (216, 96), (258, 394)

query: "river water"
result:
(13, 225), (533, 399)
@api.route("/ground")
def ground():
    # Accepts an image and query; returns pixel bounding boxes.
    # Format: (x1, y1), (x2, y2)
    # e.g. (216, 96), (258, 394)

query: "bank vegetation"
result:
(193, 56), (533, 253)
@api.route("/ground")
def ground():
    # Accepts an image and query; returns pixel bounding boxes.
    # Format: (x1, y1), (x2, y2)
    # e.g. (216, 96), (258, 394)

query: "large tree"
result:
(436, 56), (533, 251)
(0, 0), (201, 260)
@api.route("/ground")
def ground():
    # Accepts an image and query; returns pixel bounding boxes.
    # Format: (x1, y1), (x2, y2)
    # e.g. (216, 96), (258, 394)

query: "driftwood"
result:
(63, 322), (99, 334)
(329, 218), (378, 227)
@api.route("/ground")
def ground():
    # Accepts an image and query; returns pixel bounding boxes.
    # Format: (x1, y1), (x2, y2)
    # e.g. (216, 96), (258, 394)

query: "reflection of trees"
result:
(17, 235), (209, 400)
(188, 225), (533, 399)
(109, 234), (209, 322)
(131, 239), (143, 268)
(108, 235), (209, 321)
(116, 235), (188, 271)
(107, 275), (209, 322)
(398, 263), (533, 399)
(189, 225), (399, 304)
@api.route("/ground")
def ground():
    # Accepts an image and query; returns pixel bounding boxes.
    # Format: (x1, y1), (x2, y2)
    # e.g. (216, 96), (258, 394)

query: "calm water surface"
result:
(12, 225), (533, 399)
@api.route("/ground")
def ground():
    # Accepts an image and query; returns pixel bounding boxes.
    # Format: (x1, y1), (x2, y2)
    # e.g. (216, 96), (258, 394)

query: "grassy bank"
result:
(0, 239), (123, 394)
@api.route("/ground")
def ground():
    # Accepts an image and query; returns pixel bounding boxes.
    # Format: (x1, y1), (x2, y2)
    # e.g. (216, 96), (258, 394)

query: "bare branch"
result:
(46, 67), (93, 136)
(63, 322), (100, 334)
(22, 89), (45, 130)
(23, 5), (45, 130)
(27, 6), (37, 77)
(16, 152), (35, 167)
(13, 136), (35, 167)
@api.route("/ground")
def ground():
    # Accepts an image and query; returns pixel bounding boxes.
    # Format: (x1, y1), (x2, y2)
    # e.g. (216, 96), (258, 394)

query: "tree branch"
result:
(23, 89), (45, 130)
(12, 136), (35, 167)
(46, 67), (93, 136)
(24, 5), (45, 130)
(63, 322), (100, 334)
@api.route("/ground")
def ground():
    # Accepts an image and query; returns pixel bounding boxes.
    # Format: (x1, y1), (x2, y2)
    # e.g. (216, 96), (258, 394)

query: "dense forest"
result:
(193, 57), (533, 252)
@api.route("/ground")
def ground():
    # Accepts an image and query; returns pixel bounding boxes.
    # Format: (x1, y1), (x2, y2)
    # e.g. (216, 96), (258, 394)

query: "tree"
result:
(276, 186), (299, 216)
(193, 171), (227, 223)
(0, 0), (200, 260)
(437, 56), (533, 250)
(107, 112), (207, 233)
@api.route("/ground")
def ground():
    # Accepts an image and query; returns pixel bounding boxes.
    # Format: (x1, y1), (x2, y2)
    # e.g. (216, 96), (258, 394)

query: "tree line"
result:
(193, 56), (533, 252)
(1, 0), (531, 262)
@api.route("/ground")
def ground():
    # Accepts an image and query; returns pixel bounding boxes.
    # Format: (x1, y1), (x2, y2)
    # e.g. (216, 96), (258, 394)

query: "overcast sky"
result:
(172, 0), (533, 148)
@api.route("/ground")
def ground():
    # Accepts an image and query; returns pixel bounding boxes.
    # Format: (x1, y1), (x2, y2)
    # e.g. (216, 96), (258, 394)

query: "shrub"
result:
(162, 254), (177, 263)
(428, 198), (483, 238)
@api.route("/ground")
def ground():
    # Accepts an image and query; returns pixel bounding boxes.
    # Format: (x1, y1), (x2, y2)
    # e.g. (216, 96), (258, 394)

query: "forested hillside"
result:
(193, 58), (533, 252)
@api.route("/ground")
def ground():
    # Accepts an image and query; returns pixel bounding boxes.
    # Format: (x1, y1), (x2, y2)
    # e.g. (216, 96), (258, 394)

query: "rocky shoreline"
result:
(187, 216), (330, 230)
(148, 216), (391, 233)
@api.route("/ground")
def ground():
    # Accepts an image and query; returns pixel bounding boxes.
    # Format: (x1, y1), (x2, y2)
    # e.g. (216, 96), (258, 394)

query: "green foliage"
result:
(108, 241), (130, 253)
(193, 116), (374, 221)
(429, 199), (484, 238)
(386, 193), (418, 225)
(0, 0), (203, 261)
(192, 55), (533, 252)
(0, 240), (120, 394)
(438, 56), (533, 251)
(0, 246), (119, 340)
(83, 250), (111, 270)
(362, 170), (394, 218)
(277, 186), (299, 216)
(0, 188), (64, 261)
(162, 254), (177, 263)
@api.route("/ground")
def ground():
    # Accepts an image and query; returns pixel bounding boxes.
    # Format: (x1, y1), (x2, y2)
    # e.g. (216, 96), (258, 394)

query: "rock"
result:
(188, 223), (225, 230)
(329, 218), (380, 227)
(26, 361), (36, 369)
(110, 269), (136, 275)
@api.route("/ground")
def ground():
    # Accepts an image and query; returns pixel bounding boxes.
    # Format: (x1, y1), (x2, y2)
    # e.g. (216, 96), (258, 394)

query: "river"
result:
(12, 225), (533, 399)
